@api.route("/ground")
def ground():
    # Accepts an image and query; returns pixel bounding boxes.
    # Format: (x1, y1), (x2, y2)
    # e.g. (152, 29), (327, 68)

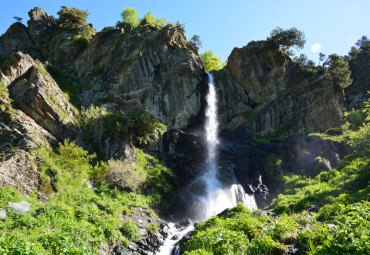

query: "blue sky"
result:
(1, 0), (369, 63)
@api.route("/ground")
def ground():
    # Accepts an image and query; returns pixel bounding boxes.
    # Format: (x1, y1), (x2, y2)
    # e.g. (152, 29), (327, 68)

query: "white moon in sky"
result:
(311, 43), (321, 52)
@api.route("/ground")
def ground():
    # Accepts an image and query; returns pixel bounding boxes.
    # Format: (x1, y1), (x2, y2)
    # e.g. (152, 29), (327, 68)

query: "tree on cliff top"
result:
(57, 6), (89, 27)
(121, 7), (166, 29)
(121, 7), (139, 28)
(324, 54), (352, 89)
(267, 27), (306, 52)
(201, 51), (226, 72)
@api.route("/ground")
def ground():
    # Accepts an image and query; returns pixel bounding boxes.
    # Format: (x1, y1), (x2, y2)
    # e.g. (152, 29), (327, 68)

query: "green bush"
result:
(105, 159), (146, 192)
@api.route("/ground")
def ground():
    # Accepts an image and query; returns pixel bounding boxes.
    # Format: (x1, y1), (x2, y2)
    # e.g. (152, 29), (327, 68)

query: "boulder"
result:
(8, 201), (30, 213)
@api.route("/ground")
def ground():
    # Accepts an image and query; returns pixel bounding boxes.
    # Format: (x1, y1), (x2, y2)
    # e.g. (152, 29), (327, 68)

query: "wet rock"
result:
(175, 219), (192, 229)
(147, 234), (164, 247)
(113, 246), (137, 255)
(217, 208), (231, 218)
(8, 201), (30, 213)
(139, 228), (148, 236)
(285, 244), (304, 254)
(129, 243), (138, 251)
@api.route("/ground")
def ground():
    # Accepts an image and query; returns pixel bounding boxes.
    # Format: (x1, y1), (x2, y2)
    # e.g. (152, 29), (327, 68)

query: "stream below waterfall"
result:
(156, 72), (257, 254)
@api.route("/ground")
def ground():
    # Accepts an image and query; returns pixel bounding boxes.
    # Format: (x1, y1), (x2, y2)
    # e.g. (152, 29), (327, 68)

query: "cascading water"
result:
(157, 72), (256, 254)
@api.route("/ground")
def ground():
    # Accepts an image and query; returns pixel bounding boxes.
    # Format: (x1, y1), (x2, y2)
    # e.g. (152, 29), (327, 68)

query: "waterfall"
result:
(198, 72), (257, 220)
(156, 72), (256, 254)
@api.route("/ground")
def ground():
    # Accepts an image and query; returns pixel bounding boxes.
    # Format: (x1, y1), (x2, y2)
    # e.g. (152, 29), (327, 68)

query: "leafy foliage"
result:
(57, 6), (89, 28)
(200, 51), (226, 72)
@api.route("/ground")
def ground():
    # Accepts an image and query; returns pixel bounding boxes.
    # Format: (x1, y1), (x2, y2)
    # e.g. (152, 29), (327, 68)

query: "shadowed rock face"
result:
(345, 42), (370, 110)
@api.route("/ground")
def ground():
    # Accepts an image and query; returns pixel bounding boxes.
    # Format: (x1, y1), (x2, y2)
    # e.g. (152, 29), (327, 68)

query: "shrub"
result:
(73, 35), (88, 50)
(316, 203), (345, 222)
(105, 159), (146, 192)
(103, 107), (167, 145)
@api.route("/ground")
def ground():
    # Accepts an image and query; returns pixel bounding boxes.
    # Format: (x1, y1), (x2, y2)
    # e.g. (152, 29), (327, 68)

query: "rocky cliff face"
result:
(215, 40), (344, 136)
(72, 24), (204, 128)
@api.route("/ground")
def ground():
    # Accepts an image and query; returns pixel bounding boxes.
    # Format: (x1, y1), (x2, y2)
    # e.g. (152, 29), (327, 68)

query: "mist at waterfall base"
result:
(157, 73), (256, 254)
